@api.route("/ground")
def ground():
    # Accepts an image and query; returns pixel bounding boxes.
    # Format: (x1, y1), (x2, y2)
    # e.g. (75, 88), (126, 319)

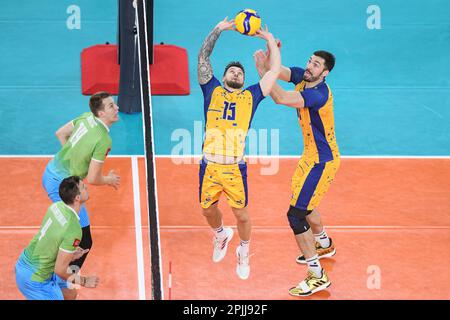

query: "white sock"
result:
(239, 240), (250, 257)
(314, 228), (331, 248)
(213, 225), (225, 239)
(306, 254), (323, 278)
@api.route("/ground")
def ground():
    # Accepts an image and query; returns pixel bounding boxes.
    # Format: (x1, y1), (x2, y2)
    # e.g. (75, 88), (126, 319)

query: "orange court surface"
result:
(1, 156), (449, 300)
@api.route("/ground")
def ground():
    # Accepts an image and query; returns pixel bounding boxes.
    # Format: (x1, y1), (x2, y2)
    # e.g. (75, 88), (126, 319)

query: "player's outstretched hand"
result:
(83, 276), (99, 288)
(216, 16), (236, 31)
(253, 25), (274, 42)
(108, 170), (121, 189)
(253, 49), (268, 73)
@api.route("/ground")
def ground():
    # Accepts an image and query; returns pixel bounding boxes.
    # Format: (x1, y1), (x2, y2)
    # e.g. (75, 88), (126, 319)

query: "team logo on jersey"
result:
(73, 239), (81, 247)
(105, 148), (111, 157)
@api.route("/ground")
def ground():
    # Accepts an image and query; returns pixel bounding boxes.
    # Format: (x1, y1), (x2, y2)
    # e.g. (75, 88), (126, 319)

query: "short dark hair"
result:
(59, 176), (81, 205)
(313, 50), (335, 72)
(89, 91), (111, 117)
(223, 61), (245, 76)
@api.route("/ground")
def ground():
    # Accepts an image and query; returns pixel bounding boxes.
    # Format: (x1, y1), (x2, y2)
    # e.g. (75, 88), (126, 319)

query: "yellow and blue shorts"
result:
(290, 156), (340, 210)
(199, 159), (248, 209)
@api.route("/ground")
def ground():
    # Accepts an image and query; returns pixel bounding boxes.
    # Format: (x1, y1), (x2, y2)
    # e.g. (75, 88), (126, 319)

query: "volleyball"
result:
(235, 9), (261, 36)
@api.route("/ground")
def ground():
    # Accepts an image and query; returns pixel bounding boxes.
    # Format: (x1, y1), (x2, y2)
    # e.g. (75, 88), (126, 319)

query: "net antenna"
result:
(134, 0), (163, 300)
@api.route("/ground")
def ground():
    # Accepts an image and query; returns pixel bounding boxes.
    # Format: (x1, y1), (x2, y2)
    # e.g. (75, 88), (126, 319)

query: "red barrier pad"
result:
(150, 44), (190, 95)
(81, 44), (119, 95)
(81, 44), (190, 95)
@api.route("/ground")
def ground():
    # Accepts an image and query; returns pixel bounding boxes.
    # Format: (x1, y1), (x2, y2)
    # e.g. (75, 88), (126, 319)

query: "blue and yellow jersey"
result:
(200, 76), (265, 158)
(290, 67), (339, 163)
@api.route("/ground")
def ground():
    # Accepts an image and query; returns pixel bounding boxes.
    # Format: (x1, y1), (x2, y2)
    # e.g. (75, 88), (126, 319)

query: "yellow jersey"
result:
(290, 67), (340, 163)
(200, 76), (265, 159)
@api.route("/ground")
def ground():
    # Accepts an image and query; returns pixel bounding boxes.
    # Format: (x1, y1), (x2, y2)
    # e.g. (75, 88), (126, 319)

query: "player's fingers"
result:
(87, 277), (98, 288)
(254, 51), (264, 59)
(253, 33), (263, 40)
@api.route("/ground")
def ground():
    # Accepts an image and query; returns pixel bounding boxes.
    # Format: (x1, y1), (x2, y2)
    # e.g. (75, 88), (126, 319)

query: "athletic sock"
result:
(314, 228), (331, 248)
(306, 254), (323, 278)
(239, 239), (250, 257)
(213, 225), (226, 239)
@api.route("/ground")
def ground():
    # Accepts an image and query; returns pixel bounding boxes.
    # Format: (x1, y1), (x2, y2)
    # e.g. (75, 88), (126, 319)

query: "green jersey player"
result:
(15, 176), (99, 300)
(42, 92), (120, 272)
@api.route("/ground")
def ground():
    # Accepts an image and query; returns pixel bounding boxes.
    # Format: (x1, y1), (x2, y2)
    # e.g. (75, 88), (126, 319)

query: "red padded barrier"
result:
(81, 44), (190, 95)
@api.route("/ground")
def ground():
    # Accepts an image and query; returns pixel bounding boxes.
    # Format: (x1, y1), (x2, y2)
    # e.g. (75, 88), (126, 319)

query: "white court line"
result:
(131, 156), (146, 300)
(1, 155), (450, 159)
(154, 155), (450, 159)
(2, 225), (448, 230)
(157, 225), (450, 230)
(0, 155), (142, 158)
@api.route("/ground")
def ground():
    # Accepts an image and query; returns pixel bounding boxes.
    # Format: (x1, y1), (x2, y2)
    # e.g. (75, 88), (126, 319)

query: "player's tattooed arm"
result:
(198, 26), (221, 85)
(198, 17), (235, 85)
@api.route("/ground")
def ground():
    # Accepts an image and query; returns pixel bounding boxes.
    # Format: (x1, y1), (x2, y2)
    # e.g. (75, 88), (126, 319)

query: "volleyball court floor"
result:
(0, 156), (449, 299)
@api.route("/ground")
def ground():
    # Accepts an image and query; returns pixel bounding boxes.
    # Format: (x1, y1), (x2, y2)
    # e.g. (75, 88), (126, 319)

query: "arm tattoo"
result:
(198, 27), (222, 84)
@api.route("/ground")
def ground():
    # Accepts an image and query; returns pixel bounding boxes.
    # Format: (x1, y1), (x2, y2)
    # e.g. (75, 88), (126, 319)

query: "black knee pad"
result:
(71, 225), (92, 269)
(287, 206), (311, 235)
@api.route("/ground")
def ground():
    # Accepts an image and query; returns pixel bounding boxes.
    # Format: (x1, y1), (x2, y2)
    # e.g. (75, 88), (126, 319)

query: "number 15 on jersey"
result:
(222, 101), (236, 121)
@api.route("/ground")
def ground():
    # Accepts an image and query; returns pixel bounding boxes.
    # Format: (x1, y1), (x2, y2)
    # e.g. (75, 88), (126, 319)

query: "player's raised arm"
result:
(270, 83), (305, 108)
(259, 40), (291, 82)
(254, 50), (305, 108)
(197, 17), (235, 85)
(253, 26), (281, 96)
(279, 66), (293, 82)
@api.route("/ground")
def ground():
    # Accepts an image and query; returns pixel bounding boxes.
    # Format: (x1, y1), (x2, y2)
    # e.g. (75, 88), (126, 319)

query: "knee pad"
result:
(287, 206), (311, 235)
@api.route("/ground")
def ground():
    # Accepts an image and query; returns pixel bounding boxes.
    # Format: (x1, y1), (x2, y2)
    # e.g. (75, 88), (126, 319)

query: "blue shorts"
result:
(42, 162), (90, 227)
(15, 253), (64, 300)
